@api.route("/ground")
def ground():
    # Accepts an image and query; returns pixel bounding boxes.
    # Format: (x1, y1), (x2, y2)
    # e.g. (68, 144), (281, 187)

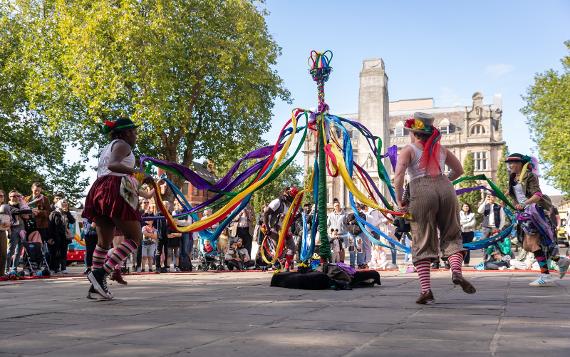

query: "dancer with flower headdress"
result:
(393, 112), (476, 304)
(505, 154), (570, 286)
(82, 118), (155, 299)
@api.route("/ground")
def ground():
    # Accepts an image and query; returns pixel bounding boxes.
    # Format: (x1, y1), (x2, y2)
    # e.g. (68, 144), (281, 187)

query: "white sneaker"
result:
(557, 257), (569, 279)
(529, 274), (556, 287)
(61, 270), (69, 275)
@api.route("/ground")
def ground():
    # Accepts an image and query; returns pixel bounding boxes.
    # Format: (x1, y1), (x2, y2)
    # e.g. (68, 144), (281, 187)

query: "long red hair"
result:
(418, 127), (442, 176)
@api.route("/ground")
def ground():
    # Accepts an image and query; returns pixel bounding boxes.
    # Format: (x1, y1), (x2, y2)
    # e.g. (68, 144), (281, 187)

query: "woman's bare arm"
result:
(444, 148), (464, 181)
(393, 146), (412, 207)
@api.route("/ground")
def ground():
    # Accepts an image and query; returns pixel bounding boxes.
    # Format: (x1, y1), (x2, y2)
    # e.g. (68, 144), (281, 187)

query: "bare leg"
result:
(95, 216), (115, 249)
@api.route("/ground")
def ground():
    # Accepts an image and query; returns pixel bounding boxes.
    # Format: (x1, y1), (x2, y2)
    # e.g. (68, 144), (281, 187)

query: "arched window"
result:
(470, 124), (485, 135)
(364, 153), (375, 169)
(439, 118), (450, 134)
(394, 121), (405, 137)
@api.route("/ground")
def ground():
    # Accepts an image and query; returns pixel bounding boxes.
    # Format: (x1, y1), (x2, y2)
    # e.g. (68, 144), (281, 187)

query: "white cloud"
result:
(437, 86), (463, 107)
(484, 63), (515, 78)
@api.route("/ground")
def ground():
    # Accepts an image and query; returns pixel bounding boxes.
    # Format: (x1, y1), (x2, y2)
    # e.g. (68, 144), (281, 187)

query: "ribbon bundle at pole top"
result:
(141, 50), (517, 265)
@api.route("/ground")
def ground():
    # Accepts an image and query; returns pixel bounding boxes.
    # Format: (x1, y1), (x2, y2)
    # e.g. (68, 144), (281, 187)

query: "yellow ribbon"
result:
(153, 110), (301, 233)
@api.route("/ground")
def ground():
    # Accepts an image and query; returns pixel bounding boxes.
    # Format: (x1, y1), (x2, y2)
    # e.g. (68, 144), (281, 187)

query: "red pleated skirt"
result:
(82, 175), (140, 223)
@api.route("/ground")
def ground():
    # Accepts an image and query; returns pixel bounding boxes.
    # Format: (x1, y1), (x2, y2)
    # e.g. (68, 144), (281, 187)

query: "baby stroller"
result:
(197, 238), (224, 271)
(21, 231), (51, 277)
(198, 250), (222, 271)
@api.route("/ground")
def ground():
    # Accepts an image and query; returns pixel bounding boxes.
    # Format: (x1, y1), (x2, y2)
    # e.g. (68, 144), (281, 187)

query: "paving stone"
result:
(1, 271), (568, 356)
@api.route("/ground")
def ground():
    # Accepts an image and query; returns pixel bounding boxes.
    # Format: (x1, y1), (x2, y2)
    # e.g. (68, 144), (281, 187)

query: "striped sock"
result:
(103, 240), (138, 274)
(533, 250), (549, 275)
(93, 246), (109, 269)
(414, 259), (432, 293)
(448, 252), (464, 276)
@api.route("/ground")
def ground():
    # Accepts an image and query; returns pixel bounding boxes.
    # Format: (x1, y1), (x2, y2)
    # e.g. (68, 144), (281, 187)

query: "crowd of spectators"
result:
(0, 183), (76, 276)
(2, 183), (569, 277)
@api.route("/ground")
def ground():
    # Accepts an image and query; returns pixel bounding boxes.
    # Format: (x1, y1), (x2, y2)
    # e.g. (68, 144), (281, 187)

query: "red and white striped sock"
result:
(103, 240), (138, 274)
(447, 252), (464, 276)
(414, 259), (431, 293)
(93, 246), (109, 269)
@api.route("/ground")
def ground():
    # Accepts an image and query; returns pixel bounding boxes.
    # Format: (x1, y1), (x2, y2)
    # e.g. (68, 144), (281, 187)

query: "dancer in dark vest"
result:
(261, 187), (298, 271)
(478, 194), (506, 239)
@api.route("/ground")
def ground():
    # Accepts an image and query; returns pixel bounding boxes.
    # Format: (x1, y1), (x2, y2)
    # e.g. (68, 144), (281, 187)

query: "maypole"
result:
(309, 50), (333, 263)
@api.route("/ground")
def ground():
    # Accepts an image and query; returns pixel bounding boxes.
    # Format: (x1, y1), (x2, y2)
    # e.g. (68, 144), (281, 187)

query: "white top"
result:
(406, 144), (447, 181)
(268, 198), (289, 214)
(327, 210), (347, 234)
(477, 202), (506, 229)
(237, 211), (249, 228)
(513, 183), (526, 205)
(459, 211), (476, 232)
(97, 139), (135, 178)
(365, 208), (382, 228)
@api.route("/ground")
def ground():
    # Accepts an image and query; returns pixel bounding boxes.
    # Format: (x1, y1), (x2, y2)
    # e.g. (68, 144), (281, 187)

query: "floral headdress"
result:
(101, 118), (138, 134)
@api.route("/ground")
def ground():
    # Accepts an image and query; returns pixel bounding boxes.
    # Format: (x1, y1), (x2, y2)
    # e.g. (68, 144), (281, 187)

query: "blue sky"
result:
(262, 0), (570, 194)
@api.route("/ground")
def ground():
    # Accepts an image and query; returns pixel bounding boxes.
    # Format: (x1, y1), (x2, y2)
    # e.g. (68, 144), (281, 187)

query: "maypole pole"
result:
(309, 50), (333, 263)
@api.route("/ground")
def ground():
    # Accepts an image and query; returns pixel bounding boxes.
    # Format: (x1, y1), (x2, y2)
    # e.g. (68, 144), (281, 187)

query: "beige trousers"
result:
(408, 175), (464, 264)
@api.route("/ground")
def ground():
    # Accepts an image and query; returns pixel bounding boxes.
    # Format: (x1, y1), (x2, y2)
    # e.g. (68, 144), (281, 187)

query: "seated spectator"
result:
(225, 241), (242, 271)
(369, 245), (389, 270)
(203, 239), (216, 265)
(483, 246), (511, 270)
(236, 237), (254, 269)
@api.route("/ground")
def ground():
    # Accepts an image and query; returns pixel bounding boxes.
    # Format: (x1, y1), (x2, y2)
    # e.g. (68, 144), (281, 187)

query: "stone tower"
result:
(302, 58), (392, 208)
(356, 59), (391, 199)
(358, 59), (389, 152)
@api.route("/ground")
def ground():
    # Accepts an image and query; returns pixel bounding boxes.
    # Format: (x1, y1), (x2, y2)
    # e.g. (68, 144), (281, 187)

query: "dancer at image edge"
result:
(505, 153), (569, 286)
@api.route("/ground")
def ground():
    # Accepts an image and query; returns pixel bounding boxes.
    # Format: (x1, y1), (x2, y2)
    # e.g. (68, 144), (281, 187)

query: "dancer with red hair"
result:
(393, 112), (476, 304)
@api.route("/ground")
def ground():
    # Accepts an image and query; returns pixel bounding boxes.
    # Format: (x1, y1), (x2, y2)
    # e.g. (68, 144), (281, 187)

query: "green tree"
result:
(522, 41), (570, 194)
(459, 153), (482, 216)
(0, 0), (87, 202)
(496, 145), (509, 194)
(6, 0), (290, 191)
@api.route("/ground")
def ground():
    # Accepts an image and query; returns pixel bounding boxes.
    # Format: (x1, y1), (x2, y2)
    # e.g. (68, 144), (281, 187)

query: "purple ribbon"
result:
(140, 145), (278, 191)
(455, 185), (494, 196)
(382, 145), (398, 171)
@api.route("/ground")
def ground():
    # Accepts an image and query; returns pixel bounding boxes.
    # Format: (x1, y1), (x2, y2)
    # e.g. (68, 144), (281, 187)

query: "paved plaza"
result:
(1, 270), (569, 357)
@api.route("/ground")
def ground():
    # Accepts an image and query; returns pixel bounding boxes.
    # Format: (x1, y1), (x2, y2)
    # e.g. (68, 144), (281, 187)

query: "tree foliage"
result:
(459, 153), (482, 219)
(250, 159), (302, 213)
(0, 0), (87, 202)
(496, 145), (509, 194)
(3, 0), (289, 191)
(522, 41), (570, 194)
